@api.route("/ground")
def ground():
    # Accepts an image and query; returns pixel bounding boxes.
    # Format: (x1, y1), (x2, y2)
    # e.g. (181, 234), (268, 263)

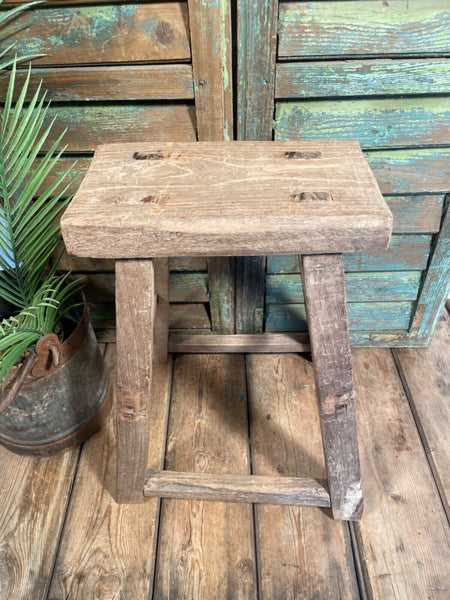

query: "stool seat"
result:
(61, 141), (392, 258)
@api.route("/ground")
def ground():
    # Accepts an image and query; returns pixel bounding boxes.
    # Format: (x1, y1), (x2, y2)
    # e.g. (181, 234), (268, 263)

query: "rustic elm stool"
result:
(61, 141), (392, 521)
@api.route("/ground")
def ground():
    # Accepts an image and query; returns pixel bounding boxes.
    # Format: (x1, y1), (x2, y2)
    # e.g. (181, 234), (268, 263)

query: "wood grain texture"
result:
(395, 310), (450, 519)
(153, 354), (256, 599)
(115, 260), (154, 503)
(266, 271), (422, 304)
(188, 0), (233, 141)
(145, 471), (330, 506)
(168, 332), (310, 353)
(247, 353), (359, 598)
(351, 348), (450, 600)
(0, 3), (191, 65)
(0, 448), (79, 599)
(207, 257), (235, 333)
(35, 104), (197, 152)
(384, 195), (444, 234)
(267, 234), (433, 273)
(236, 255), (266, 333)
(276, 59), (450, 98)
(278, 0), (450, 58)
(153, 258), (169, 364)
(275, 97), (450, 148)
(61, 141), (392, 258)
(47, 346), (173, 600)
(265, 301), (414, 333)
(237, 0), (278, 140)
(301, 254), (362, 520)
(413, 203), (450, 343)
(0, 65), (194, 101)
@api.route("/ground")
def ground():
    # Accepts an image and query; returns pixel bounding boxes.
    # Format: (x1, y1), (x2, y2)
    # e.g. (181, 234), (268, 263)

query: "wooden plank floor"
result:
(0, 309), (449, 599)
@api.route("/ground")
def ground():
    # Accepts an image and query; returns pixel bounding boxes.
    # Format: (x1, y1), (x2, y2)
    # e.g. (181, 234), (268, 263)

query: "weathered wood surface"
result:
(61, 141), (392, 259)
(266, 271), (422, 304)
(352, 348), (450, 599)
(207, 257), (235, 333)
(0, 3), (191, 65)
(237, 0), (278, 140)
(153, 258), (169, 364)
(275, 97), (450, 148)
(278, 0), (450, 58)
(36, 104), (197, 152)
(267, 234), (432, 273)
(188, 0), (233, 141)
(0, 65), (194, 101)
(47, 346), (173, 600)
(384, 195), (444, 233)
(276, 59), (450, 98)
(153, 355), (256, 599)
(236, 255), (266, 333)
(265, 301), (414, 333)
(395, 310), (450, 519)
(115, 260), (154, 503)
(247, 353), (360, 598)
(144, 471), (330, 506)
(168, 332), (310, 354)
(73, 272), (209, 303)
(0, 447), (79, 599)
(302, 254), (362, 520)
(413, 205), (450, 342)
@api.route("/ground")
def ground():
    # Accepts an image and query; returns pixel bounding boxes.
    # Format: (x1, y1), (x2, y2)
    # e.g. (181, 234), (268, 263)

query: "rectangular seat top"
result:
(61, 141), (392, 258)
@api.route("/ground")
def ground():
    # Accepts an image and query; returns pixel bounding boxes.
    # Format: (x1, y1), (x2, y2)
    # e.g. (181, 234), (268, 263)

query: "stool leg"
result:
(301, 254), (363, 520)
(153, 258), (169, 363)
(115, 259), (155, 503)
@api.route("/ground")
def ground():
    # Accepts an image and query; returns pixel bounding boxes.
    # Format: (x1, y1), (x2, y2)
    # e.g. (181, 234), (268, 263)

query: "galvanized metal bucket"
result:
(0, 305), (111, 456)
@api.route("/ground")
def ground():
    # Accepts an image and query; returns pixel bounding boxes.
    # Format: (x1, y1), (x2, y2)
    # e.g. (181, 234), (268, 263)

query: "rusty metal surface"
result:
(0, 318), (109, 449)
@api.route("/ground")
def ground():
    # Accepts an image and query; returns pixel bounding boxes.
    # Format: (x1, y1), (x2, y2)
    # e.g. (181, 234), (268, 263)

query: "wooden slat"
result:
(37, 104), (197, 152)
(0, 3), (191, 65)
(47, 346), (173, 599)
(153, 354), (256, 599)
(385, 195), (444, 233)
(365, 148), (450, 194)
(236, 0), (278, 334)
(265, 302), (414, 333)
(115, 259), (154, 503)
(144, 471), (330, 506)
(0, 447), (79, 598)
(0, 65), (194, 101)
(266, 271), (422, 304)
(301, 254), (362, 520)
(276, 59), (450, 98)
(351, 348), (450, 599)
(72, 272), (209, 303)
(278, 0), (450, 58)
(413, 205), (450, 342)
(188, 0), (234, 334)
(394, 309), (450, 518)
(267, 235), (433, 273)
(153, 258), (169, 364)
(169, 332), (310, 353)
(247, 353), (360, 598)
(275, 97), (450, 148)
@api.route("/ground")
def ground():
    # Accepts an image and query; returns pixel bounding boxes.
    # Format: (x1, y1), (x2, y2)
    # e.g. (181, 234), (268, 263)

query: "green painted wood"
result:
(365, 148), (450, 194)
(0, 3), (191, 65)
(236, 0), (278, 334)
(266, 271), (422, 304)
(414, 199), (450, 343)
(275, 59), (450, 98)
(275, 97), (450, 148)
(267, 235), (432, 274)
(265, 302), (414, 333)
(207, 258), (235, 333)
(34, 104), (196, 152)
(385, 195), (444, 234)
(278, 1), (450, 58)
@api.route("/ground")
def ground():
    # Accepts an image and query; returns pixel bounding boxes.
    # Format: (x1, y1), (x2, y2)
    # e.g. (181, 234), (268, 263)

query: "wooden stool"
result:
(61, 141), (392, 521)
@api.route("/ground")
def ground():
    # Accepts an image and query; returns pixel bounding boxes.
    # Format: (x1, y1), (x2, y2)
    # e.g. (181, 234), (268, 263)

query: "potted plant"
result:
(0, 2), (110, 455)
